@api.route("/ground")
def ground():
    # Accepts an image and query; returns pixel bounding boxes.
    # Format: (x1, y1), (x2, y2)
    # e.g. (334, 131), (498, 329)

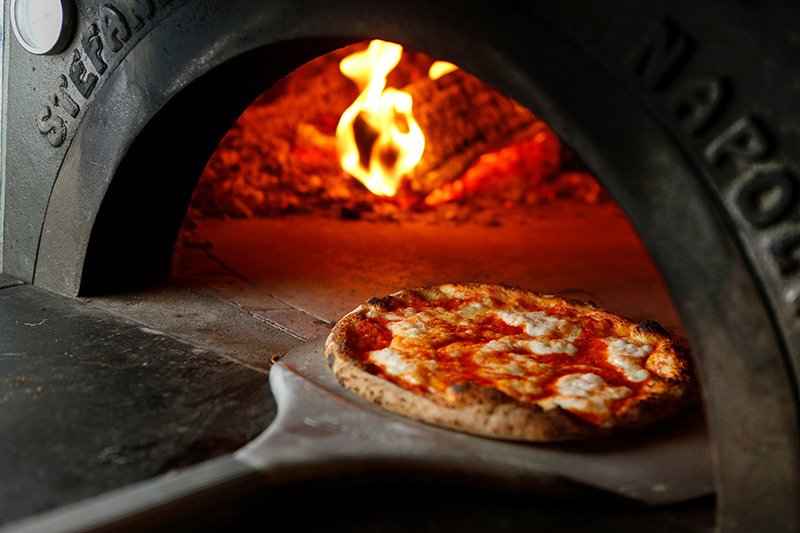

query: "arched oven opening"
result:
(83, 38), (705, 525)
(76, 41), (707, 528)
(27, 2), (800, 529)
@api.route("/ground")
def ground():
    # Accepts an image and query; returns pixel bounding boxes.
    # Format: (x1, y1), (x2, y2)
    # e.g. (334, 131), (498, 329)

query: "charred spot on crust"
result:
(445, 382), (515, 405)
(445, 382), (474, 405)
(450, 382), (471, 394)
(364, 363), (382, 375)
(637, 320), (668, 336)
(483, 387), (514, 404)
(367, 296), (394, 310)
(564, 297), (595, 308)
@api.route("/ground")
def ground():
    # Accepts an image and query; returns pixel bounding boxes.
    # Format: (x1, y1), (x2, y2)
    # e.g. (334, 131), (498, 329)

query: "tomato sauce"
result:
(346, 318), (392, 353)
(347, 293), (651, 424)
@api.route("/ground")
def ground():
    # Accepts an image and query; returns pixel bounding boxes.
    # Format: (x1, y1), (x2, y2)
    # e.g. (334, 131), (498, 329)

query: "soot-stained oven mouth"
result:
(2, 0), (800, 530)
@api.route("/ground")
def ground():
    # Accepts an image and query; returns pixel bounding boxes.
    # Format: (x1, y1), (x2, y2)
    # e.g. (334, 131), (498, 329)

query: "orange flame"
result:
(336, 40), (425, 197)
(428, 60), (458, 80)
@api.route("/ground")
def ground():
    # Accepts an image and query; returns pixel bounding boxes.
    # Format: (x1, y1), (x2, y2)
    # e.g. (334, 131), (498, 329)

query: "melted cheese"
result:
(538, 373), (632, 415)
(476, 352), (550, 381)
(480, 338), (576, 356)
(437, 284), (471, 299)
(368, 347), (423, 385)
(495, 310), (582, 340)
(386, 315), (428, 339)
(603, 338), (652, 382)
(456, 301), (487, 319)
(496, 377), (546, 398)
(518, 339), (578, 356)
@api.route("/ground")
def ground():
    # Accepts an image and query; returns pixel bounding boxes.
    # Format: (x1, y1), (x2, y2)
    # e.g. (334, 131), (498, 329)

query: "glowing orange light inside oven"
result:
(335, 40), (425, 197)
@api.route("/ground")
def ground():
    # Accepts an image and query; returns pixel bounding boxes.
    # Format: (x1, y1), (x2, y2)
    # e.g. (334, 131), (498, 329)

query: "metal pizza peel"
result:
(7, 336), (713, 532)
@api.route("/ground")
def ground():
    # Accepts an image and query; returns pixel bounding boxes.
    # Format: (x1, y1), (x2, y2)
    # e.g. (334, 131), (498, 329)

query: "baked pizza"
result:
(325, 283), (696, 441)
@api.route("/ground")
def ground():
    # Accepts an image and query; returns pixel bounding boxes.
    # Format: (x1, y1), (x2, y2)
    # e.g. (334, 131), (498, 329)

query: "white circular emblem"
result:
(11, 0), (75, 55)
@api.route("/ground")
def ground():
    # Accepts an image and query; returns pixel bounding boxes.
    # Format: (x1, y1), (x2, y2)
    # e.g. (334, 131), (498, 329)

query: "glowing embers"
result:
(336, 40), (425, 197)
(424, 130), (561, 207)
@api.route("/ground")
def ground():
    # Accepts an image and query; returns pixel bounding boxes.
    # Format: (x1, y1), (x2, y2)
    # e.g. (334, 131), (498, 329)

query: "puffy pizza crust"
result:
(325, 284), (696, 442)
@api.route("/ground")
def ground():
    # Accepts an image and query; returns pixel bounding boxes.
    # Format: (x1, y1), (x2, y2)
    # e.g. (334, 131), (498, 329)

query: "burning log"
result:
(423, 130), (561, 207)
(403, 69), (543, 194)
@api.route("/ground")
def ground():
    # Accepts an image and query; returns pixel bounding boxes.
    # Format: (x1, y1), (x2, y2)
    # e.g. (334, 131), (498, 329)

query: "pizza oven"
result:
(2, 0), (800, 530)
